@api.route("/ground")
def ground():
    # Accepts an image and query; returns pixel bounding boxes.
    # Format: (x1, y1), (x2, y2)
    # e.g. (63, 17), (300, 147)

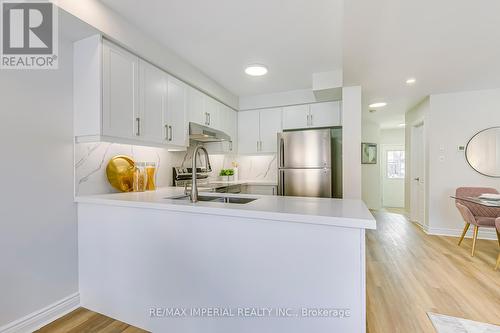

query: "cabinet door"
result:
(237, 110), (260, 154)
(204, 96), (220, 129)
(259, 108), (282, 153)
(309, 101), (341, 127)
(138, 60), (165, 143)
(186, 87), (206, 126)
(282, 104), (309, 130)
(102, 40), (139, 139)
(166, 76), (187, 147)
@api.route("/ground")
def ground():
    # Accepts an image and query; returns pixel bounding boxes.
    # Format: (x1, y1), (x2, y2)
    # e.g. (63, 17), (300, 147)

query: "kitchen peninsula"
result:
(76, 188), (375, 333)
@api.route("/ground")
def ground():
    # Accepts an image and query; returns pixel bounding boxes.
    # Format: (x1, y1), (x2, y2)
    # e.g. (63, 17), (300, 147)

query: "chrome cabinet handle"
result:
(257, 141), (259, 151)
(208, 113), (211, 126)
(136, 117), (141, 136)
(205, 112), (208, 125)
(229, 141), (233, 151)
(169, 125), (173, 141)
(260, 141), (263, 151)
(310, 114), (313, 126)
(164, 124), (169, 140)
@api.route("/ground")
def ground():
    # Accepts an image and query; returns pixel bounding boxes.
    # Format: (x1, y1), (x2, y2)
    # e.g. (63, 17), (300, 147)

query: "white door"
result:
(204, 96), (219, 129)
(382, 144), (405, 207)
(102, 40), (139, 139)
(309, 101), (341, 128)
(186, 87), (205, 126)
(282, 104), (309, 130)
(237, 110), (260, 154)
(166, 76), (187, 147)
(410, 124), (425, 224)
(138, 60), (165, 143)
(259, 108), (282, 153)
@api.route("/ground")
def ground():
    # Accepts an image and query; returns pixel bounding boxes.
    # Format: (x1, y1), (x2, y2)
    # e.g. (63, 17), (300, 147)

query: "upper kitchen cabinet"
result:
(138, 59), (166, 144)
(282, 101), (341, 130)
(204, 96), (220, 130)
(187, 86), (206, 126)
(309, 101), (341, 128)
(282, 104), (309, 130)
(238, 108), (282, 154)
(166, 76), (188, 147)
(205, 103), (238, 154)
(237, 110), (260, 154)
(74, 35), (187, 149)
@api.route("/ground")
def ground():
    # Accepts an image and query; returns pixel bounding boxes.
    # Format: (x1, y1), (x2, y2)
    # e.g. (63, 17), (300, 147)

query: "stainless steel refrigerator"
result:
(277, 128), (342, 198)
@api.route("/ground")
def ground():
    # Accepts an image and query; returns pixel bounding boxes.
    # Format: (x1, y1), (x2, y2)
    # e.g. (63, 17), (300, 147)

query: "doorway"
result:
(410, 123), (425, 226)
(381, 144), (405, 208)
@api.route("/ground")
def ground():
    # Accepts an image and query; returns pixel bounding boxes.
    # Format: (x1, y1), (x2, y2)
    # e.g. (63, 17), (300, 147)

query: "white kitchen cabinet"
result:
(204, 103), (238, 154)
(237, 108), (282, 154)
(241, 185), (278, 195)
(138, 59), (165, 143)
(204, 96), (220, 129)
(309, 101), (341, 127)
(237, 110), (260, 154)
(259, 108), (282, 153)
(74, 35), (188, 149)
(166, 76), (188, 147)
(282, 102), (341, 130)
(187, 86), (206, 126)
(102, 39), (139, 140)
(282, 104), (309, 130)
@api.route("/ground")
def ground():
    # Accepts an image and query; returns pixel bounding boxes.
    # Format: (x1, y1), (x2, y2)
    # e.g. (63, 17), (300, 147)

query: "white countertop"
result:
(75, 187), (376, 230)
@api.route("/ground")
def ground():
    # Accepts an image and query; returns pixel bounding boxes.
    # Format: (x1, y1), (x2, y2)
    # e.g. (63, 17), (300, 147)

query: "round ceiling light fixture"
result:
(406, 77), (416, 85)
(245, 64), (268, 76)
(368, 102), (387, 108)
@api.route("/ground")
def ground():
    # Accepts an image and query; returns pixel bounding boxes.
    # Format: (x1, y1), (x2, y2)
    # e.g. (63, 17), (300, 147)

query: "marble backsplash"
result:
(75, 142), (277, 196)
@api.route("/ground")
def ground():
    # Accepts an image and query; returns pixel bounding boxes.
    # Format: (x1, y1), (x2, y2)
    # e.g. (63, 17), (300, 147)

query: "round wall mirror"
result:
(466, 127), (500, 177)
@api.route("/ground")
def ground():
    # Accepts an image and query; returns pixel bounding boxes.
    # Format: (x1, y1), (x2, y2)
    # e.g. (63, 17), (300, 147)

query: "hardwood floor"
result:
(35, 308), (149, 333)
(367, 210), (500, 332)
(38, 211), (500, 333)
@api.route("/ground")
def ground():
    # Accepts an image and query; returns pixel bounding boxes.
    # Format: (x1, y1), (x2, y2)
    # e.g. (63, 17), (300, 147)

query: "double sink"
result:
(167, 194), (257, 204)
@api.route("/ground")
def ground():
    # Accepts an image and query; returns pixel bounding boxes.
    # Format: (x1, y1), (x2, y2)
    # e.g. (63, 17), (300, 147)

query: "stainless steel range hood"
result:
(189, 122), (231, 143)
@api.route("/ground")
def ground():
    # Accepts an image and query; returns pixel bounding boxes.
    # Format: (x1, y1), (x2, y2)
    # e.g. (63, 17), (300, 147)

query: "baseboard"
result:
(0, 293), (80, 333)
(426, 226), (498, 240)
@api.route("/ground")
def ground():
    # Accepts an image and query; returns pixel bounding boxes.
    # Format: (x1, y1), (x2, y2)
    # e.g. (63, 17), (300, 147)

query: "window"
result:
(387, 150), (405, 179)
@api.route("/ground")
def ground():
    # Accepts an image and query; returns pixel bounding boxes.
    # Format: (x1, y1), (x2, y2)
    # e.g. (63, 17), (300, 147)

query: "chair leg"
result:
(458, 223), (470, 246)
(496, 252), (500, 271)
(471, 225), (479, 257)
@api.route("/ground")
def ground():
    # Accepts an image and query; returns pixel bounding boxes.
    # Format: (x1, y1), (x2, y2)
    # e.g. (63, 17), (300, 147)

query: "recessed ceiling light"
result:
(245, 64), (268, 76)
(406, 78), (416, 85)
(369, 102), (387, 108)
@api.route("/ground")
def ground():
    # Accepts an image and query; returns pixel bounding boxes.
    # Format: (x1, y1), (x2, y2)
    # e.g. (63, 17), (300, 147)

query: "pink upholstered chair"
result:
(496, 218), (500, 270)
(455, 187), (500, 256)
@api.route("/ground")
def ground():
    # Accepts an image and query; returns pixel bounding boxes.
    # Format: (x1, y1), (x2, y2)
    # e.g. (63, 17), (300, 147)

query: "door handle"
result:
(136, 117), (141, 136)
(278, 137), (285, 168)
(168, 125), (173, 141)
(164, 124), (169, 140)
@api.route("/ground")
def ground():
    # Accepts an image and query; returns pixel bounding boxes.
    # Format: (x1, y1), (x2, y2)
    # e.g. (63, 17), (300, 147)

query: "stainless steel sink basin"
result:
(166, 195), (257, 204)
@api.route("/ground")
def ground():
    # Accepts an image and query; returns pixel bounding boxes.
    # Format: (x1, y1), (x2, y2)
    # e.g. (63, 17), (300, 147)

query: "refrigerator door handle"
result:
(278, 136), (285, 168)
(278, 169), (285, 196)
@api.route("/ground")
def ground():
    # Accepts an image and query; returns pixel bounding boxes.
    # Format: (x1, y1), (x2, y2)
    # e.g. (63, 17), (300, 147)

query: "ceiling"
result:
(343, 0), (500, 128)
(99, 0), (343, 97)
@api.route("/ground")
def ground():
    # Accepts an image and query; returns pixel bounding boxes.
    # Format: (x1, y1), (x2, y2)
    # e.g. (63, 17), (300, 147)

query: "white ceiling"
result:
(99, 0), (343, 97)
(343, 0), (500, 128)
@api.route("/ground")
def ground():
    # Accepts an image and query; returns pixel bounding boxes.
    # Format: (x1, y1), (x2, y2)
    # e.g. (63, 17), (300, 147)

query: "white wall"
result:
(239, 88), (326, 110)
(361, 121), (381, 209)
(52, 0), (239, 109)
(427, 89), (500, 238)
(0, 38), (78, 327)
(380, 128), (405, 145)
(343, 86), (362, 199)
